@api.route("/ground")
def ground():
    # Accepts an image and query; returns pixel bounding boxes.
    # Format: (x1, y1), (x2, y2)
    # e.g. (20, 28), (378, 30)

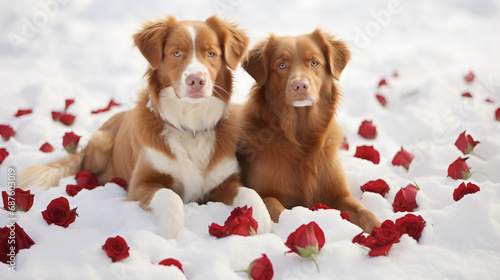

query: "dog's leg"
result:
(263, 197), (285, 223)
(210, 174), (273, 234)
(330, 195), (381, 233)
(149, 188), (184, 239)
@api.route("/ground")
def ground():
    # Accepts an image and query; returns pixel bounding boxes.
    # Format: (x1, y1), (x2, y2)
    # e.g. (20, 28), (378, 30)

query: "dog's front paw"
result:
(358, 208), (381, 234)
(150, 188), (185, 239)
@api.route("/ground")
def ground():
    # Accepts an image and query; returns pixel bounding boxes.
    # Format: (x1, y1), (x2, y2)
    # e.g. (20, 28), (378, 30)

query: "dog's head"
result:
(243, 29), (350, 108)
(133, 16), (248, 132)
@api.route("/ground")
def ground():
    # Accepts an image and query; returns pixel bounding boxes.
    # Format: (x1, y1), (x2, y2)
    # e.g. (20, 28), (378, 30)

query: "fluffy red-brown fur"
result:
(20, 16), (249, 210)
(237, 30), (381, 233)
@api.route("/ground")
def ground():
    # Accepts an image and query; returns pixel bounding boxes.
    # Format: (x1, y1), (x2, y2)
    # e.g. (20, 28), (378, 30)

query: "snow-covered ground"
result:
(1, 0), (500, 279)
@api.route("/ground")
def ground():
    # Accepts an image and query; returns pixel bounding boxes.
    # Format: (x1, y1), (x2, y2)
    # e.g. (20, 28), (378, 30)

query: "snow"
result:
(1, 0), (500, 279)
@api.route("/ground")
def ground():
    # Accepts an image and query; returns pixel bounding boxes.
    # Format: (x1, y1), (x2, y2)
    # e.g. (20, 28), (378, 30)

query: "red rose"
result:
(2, 188), (34, 212)
(461, 92), (472, 98)
(360, 179), (390, 197)
(159, 258), (184, 273)
(453, 182), (480, 202)
(464, 71), (474, 83)
(496, 108), (500, 121)
(110, 177), (127, 190)
(375, 94), (387, 107)
(41, 197), (77, 228)
(358, 120), (377, 139)
(52, 99), (76, 126)
(14, 109), (33, 117)
(62, 132), (81, 153)
(75, 170), (99, 189)
(340, 137), (349, 151)
(392, 184), (419, 213)
(209, 206), (258, 238)
(352, 220), (401, 257)
(378, 78), (388, 87)
(0, 125), (15, 141)
(241, 254), (273, 280)
(40, 142), (55, 153)
(66, 185), (84, 197)
(309, 203), (333, 211)
(102, 236), (130, 262)
(391, 147), (414, 170)
(447, 157), (472, 180)
(91, 99), (121, 114)
(354, 145), (380, 164)
(285, 222), (325, 272)
(0, 148), (9, 165)
(454, 131), (480, 156)
(340, 212), (350, 221)
(394, 214), (426, 241)
(0, 223), (35, 264)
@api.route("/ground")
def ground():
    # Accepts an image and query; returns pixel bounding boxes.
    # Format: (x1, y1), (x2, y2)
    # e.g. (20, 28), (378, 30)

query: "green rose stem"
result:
(296, 245), (320, 273)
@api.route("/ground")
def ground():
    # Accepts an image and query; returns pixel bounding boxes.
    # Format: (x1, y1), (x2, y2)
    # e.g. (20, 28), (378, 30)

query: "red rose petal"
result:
(454, 131), (480, 155)
(75, 170), (99, 190)
(495, 108), (500, 121)
(354, 145), (380, 164)
(66, 184), (84, 197)
(0, 125), (15, 141)
(360, 179), (390, 197)
(462, 92), (472, 98)
(375, 94), (387, 107)
(464, 71), (475, 83)
(110, 177), (127, 190)
(91, 99), (121, 114)
(358, 120), (377, 140)
(378, 79), (388, 87)
(65, 99), (75, 110)
(14, 109), (33, 117)
(40, 142), (55, 153)
(159, 258), (184, 273)
(340, 212), (350, 221)
(391, 147), (415, 170)
(208, 206), (258, 238)
(340, 137), (349, 151)
(309, 203), (333, 211)
(453, 182), (480, 201)
(0, 148), (9, 165)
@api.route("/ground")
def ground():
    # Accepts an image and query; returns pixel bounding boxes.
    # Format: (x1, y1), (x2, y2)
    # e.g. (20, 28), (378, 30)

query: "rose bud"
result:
(358, 120), (377, 139)
(41, 197), (78, 228)
(209, 206), (258, 238)
(392, 184), (419, 213)
(14, 109), (33, 117)
(241, 254), (274, 280)
(110, 177), (127, 190)
(66, 184), (84, 197)
(102, 235), (130, 262)
(495, 108), (500, 121)
(360, 179), (390, 198)
(159, 258), (184, 273)
(285, 221), (325, 272)
(461, 92), (472, 98)
(447, 157), (472, 180)
(62, 132), (81, 154)
(394, 214), (426, 241)
(454, 131), (480, 156)
(391, 147), (415, 170)
(75, 170), (99, 190)
(0, 125), (15, 141)
(354, 145), (380, 164)
(2, 188), (34, 212)
(0, 148), (9, 165)
(40, 142), (55, 153)
(375, 94), (387, 107)
(464, 71), (475, 83)
(309, 203), (333, 211)
(0, 223), (35, 264)
(378, 78), (388, 87)
(453, 182), (480, 202)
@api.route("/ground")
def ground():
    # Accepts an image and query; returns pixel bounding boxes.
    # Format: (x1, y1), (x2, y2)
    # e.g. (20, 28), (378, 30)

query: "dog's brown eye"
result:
(207, 52), (215, 58)
(279, 62), (286, 69)
(311, 60), (318, 67)
(173, 51), (181, 57)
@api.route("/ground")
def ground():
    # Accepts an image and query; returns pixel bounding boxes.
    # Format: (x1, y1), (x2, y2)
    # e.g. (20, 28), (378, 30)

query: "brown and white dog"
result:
(20, 16), (272, 238)
(237, 30), (381, 233)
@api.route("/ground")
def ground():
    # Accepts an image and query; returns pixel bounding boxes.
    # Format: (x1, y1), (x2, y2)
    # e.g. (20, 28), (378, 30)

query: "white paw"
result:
(232, 187), (273, 234)
(150, 188), (185, 239)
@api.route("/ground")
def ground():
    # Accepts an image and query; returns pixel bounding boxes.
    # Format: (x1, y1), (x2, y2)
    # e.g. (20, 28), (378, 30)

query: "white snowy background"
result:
(1, 0), (500, 279)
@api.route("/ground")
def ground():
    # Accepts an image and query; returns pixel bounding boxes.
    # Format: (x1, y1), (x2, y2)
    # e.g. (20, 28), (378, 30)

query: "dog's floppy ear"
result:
(133, 16), (177, 69)
(310, 29), (351, 80)
(205, 16), (249, 70)
(242, 39), (270, 88)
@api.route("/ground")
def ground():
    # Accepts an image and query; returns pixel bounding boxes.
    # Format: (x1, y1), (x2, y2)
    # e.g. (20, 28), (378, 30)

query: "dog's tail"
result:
(18, 130), (115, 190)
(18, 151), (85, 190)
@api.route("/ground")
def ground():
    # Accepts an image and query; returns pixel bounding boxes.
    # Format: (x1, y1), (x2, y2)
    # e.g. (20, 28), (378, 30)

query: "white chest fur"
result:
(144, 128), (239, 203)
